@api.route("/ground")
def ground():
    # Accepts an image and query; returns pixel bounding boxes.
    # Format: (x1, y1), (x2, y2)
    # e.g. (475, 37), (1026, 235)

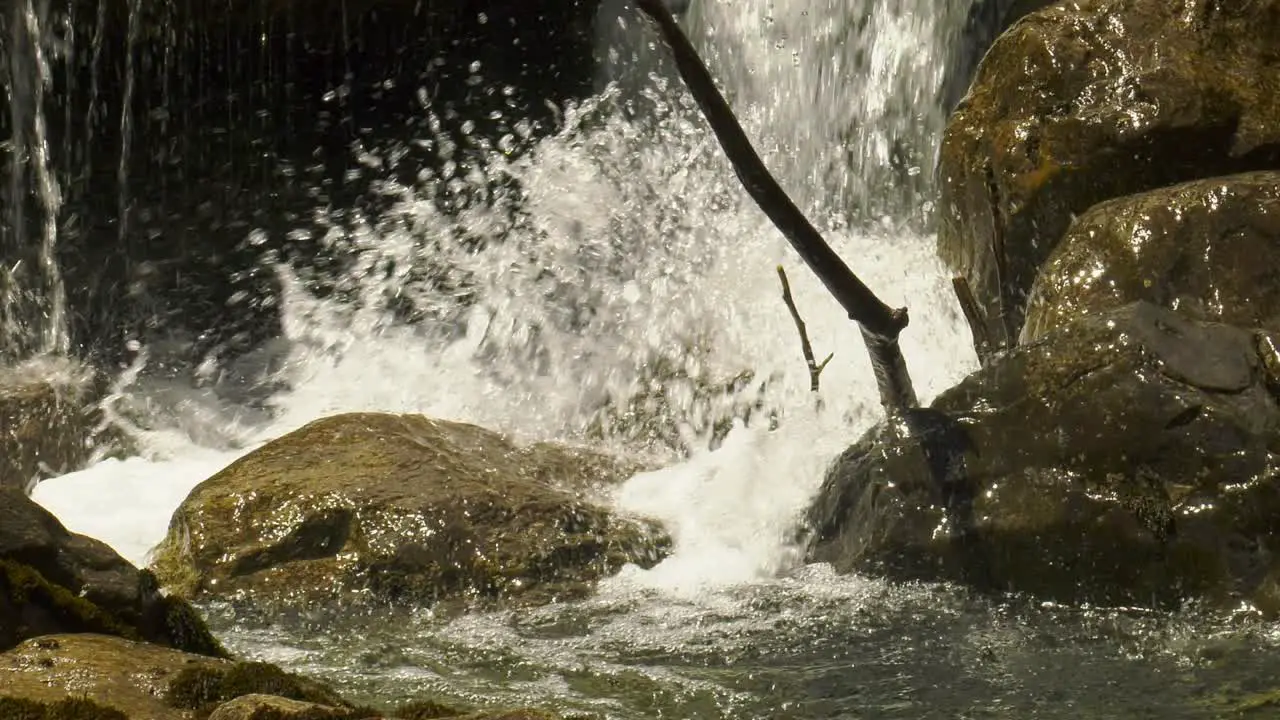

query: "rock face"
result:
(805, 302), (1280, 612)
(0, 487), (224, 656)
(0, 360), (99, 492)
(152, 413), (670, 609)
(937, 0), (1280, 347)
(1021, 171), (1280, 343)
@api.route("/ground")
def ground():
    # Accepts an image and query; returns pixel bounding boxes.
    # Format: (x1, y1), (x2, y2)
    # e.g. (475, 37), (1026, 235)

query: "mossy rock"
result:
(167, 662), (351, 712)
(0, 634), (230, 719)
(152, 413), (670, 611)
(937, 0), (1280, 347)
(0, 696), (130, 720)
(1022, 171), (1280, 342)
(0, 487), (225, 656)
(806, 301), (1280, 611)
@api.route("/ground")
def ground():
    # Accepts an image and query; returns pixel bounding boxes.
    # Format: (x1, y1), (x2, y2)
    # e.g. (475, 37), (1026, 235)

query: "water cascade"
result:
(12, 0), (1279, 717)
(2, 0), (69, 359)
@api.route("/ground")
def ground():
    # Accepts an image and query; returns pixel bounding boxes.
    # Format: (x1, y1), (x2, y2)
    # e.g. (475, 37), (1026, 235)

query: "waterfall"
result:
(2, 0), (69, 359)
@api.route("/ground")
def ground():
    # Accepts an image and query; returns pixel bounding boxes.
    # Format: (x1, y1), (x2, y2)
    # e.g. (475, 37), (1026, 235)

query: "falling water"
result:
(116, 0), (141, 246)
(684, 0), (975, 221)
(2, 0), (69, 358)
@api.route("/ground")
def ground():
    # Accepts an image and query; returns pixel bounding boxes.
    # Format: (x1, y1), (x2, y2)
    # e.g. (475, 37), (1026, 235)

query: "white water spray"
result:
(35, 3), (978, 594)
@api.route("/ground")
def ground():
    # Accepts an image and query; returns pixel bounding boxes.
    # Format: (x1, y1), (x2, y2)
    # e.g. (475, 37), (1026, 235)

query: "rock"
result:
(0, 634), (228, 720)
(166, 661), (354, 715)
(944, 0), (1061, 112)
(208, 695), (372, 720)
(0, 486), (225, 656)
(151, 413), (670, 610)
(805, 301), (1280, 612)
(0, 359), (99, 493)
(1021, 171), (1280, 343)
(208, 695), (362, 720)
(0, 634), (366, 720)
(937, 0), (1280, 347)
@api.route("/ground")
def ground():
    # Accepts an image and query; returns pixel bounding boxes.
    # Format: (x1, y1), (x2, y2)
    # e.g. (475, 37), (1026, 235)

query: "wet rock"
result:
(805, 301), (1280, 612)
(1022, 171), (1280, 343)
(0, 487), (225, 656)
(937, 0), (1280, 347)
(166, 661), (354, 716)
(0, 634), (228, 719)
(151, 413), (670, 610)
(208, 695), (365, 720)
(0, 359), (99, 493)
(944, 0), (1061, 113)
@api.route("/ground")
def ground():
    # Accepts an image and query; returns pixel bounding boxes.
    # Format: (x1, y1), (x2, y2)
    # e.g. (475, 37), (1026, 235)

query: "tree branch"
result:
(777, 265), (832, 392)
(635, 0), (917, 413)
(951, 275), (994, 366)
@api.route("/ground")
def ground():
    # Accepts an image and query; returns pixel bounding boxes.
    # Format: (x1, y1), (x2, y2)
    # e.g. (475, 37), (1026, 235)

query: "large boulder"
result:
(805, 301), (1280, 613)
(0, 359), (99, 493)
(937, 0), (1280, 347)
(1022, 171), (1280, 343)
(151, 413), (670, 610)
(0, 487), (224, 656)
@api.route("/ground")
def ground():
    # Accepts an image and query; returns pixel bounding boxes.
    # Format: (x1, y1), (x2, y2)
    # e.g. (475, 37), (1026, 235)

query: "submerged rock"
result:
(937, 0), (1280, 346)
(0, 360), (99, 493)
(805, 302), (1280, 612)
(0, 487), (224, 656)
(1022, 171), (1280, 343)
(152, 413), (670, 610)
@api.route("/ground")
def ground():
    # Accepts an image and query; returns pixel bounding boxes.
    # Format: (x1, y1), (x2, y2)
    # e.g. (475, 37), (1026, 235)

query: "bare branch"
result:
(951, 275), (994, 366)
(777, 265), (828, 392)
(635, 0), (918, 413)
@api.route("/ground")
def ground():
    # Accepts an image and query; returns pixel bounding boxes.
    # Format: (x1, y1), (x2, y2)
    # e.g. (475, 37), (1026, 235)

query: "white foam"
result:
(31, 449), (242, 567)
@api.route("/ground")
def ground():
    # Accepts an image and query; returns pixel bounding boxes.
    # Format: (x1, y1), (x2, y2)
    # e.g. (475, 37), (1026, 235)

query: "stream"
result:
(12, 0), (1280, 717)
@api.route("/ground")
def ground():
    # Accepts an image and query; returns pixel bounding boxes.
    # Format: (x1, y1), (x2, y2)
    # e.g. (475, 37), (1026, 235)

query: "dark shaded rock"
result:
(937, 0), (1280, 348)
(805, 301), (1280, 612)
(0, 360), (98, 493)
(0, 695), (129, 720)
(1022, 171), (1280, 343)
(151, 412), (670, 610)
(0, 487), (225, 656)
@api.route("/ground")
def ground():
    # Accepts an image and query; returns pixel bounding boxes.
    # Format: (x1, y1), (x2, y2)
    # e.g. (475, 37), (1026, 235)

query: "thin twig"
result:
(778, 265), (832, 392)
(634, 0), (917, 413)
(951, 275), (993, 366)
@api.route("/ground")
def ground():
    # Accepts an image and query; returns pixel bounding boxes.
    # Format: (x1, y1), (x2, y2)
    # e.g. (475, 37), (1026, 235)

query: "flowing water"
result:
(15, 0), (1280, 717)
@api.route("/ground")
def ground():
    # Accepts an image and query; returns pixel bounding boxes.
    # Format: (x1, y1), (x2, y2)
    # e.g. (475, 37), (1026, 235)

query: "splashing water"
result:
(26, 3), (1280, 717)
